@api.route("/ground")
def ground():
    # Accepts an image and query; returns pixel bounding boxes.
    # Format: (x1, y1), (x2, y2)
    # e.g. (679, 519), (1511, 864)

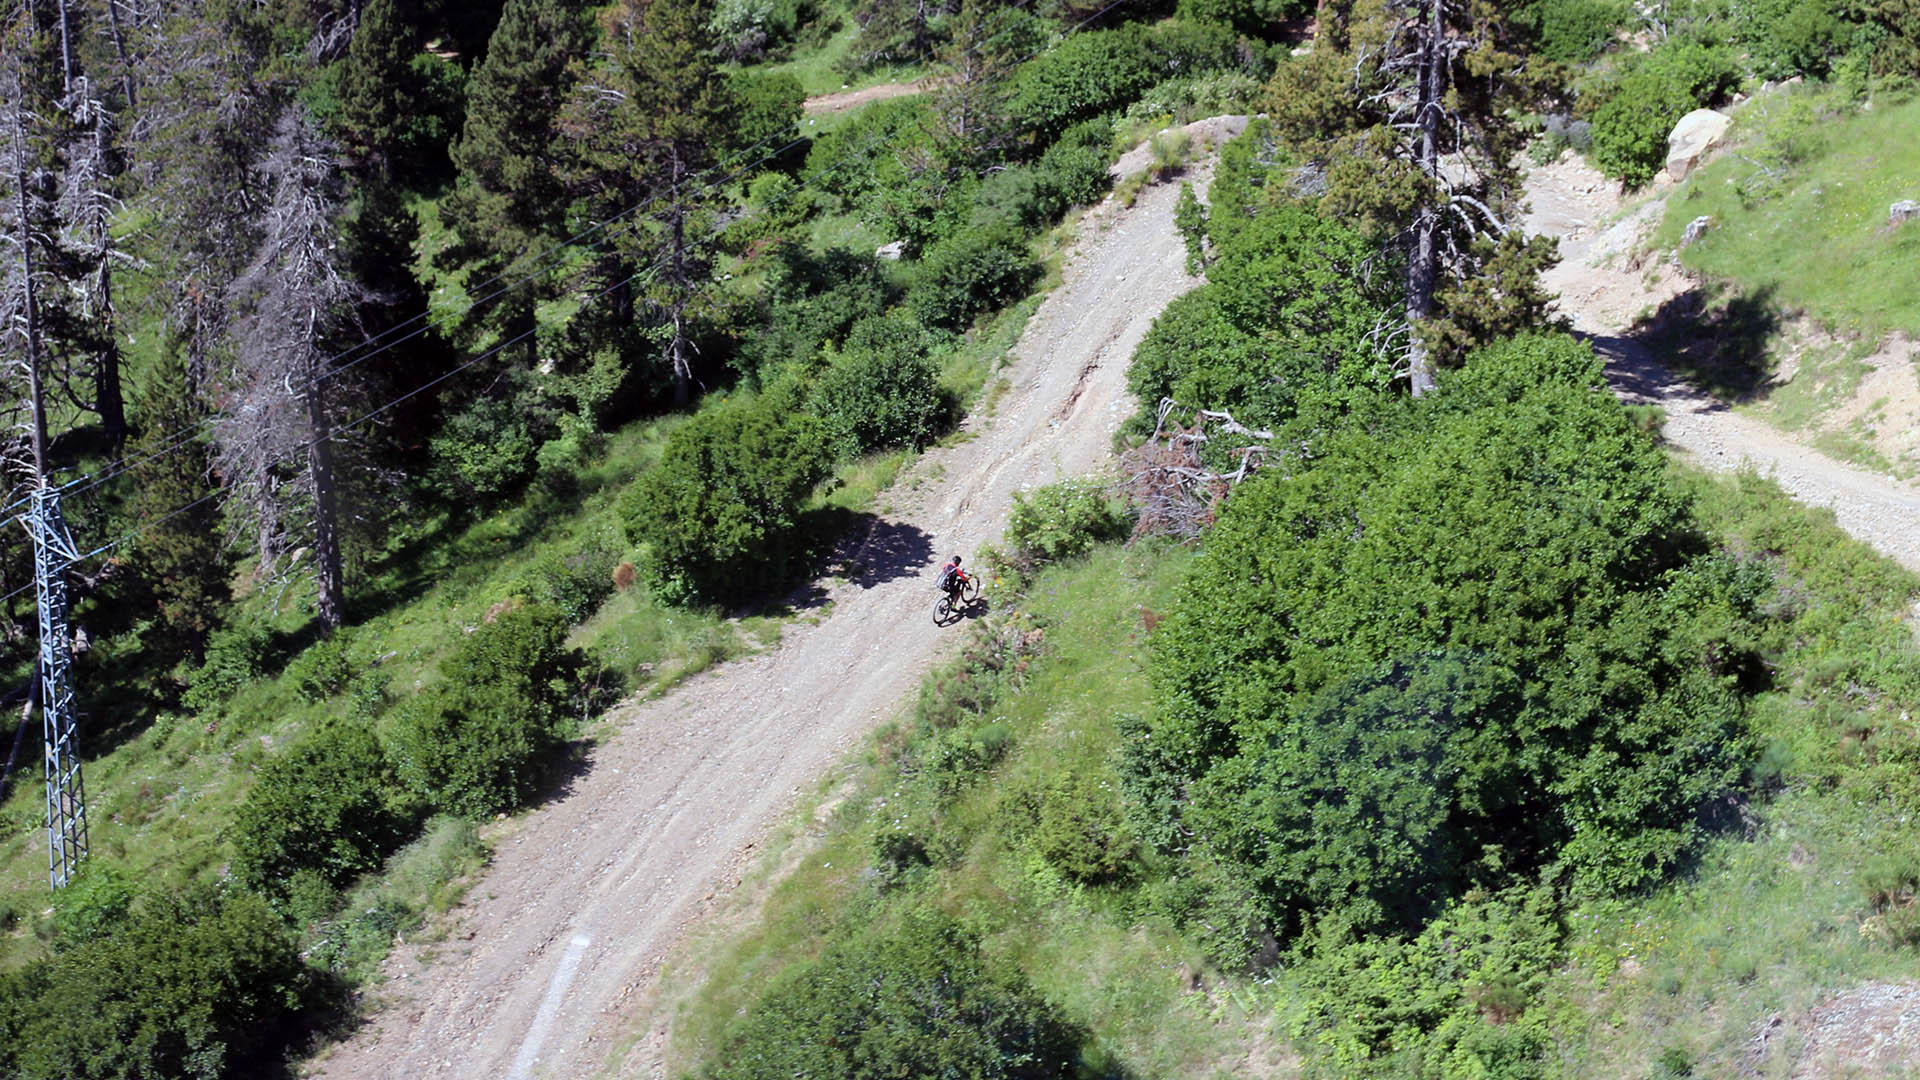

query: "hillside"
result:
(3, 0), (1920, 1077)
(310, 137), (1220, 1080)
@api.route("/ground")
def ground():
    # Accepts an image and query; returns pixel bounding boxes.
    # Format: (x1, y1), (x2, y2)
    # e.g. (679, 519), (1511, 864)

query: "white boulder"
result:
(1664, 108), (1733, 181)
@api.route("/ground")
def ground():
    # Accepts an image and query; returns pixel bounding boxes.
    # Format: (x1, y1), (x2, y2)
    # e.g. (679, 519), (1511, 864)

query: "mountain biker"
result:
(937, 555), (969, 602)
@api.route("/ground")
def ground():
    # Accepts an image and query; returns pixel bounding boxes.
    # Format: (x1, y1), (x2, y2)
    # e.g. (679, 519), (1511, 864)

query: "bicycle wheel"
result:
(961, 576), (981, 604)
(933, 595), (955, 625)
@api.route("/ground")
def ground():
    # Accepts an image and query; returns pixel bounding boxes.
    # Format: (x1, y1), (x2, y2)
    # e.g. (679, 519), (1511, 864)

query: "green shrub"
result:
(906, 225), (1040, 331)
(1513, 0), (1631, 65)
(286, 631), (357, 703)
(1175, 0), (1311, 36)
(813, 312), (946, 455)
(232, 721), (411, 893)
(622, 394), (833, 606)
(702, 908), (1085, 1080)
(1146, 334), (1757, 911)
(1023, 770), (1135, 884)
(387, 602), (581, 818)
(1590, 41), (1740, 186)
(1011, 26), (1160, 142)
(1289, 887), (1559, 1078)
(427, 394), (540, 502)
(1126, 203), (1395, 436)
(1002, 478), (1130, 572)
(737, 247), (898, 382)
(183, 622), (277, 713)
(511, 528), (622, 622)
(0, 887), (315, 1080)
(1032, 116), (1114, 208)
(50, 866), (137, 949)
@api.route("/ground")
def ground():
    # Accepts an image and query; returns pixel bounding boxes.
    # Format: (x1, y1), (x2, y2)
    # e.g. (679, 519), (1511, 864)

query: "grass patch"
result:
(1656, 86), (1920, 338)
(661, 542), (1265, 1076)
(1763, 338), (1877, 430)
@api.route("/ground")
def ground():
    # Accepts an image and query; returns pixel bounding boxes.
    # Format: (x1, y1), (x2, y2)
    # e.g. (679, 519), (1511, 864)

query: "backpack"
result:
(937, 565), (957, 591)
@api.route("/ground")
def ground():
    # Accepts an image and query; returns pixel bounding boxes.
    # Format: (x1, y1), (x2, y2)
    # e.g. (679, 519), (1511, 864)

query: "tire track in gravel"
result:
(308, 160), (1210, 1080)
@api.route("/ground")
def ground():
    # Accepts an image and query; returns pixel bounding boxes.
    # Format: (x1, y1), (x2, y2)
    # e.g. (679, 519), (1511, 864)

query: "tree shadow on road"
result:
(1626, 283), (1782, 404)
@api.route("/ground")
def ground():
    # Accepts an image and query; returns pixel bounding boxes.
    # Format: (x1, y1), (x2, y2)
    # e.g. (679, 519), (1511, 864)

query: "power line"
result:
(43, 0), (1069, 509)
(27, 0), (1143, 593)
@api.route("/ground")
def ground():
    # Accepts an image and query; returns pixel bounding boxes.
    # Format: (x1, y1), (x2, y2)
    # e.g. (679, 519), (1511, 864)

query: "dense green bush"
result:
(1725, 0), (1854, 78)
(703, 909), (1084, 1080)
(1126, 203), (1396, 435)
(0, 888), (315, 1080)
(622, 394), (833, 605)
(1011, 25), (1161, 141)
(801, 96), (932, 206)
(1145, 335), (1759, 923)
(510, 528), (622, 621)
(427, 393), (541, 502)
(1289, 886), (1560, 1077)
(1022, 770), (1136, 883)
(387, 602), (581, 818)
(1176, 0), (1311, 37)
(813, 312), (947, 454)
(735, 247), (897, 383)
(1590, 41), (1740, 186)
(1031, 115), (1115, 207)
(1513, 0), (1631, 65)
(183, 622), (277, 713)
(50, 866), (137, 949)
(286, 631), (357, 703)
(906, 225), (1040, 331)
(1001, 478), (1131, 572)
(232, 721), (411, 893)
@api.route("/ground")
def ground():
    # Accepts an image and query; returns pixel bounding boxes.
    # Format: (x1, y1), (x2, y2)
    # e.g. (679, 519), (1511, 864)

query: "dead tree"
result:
(56, 76), (128, 444)
(1121, 398), (1279, 541)
(215, 108), (363, 632)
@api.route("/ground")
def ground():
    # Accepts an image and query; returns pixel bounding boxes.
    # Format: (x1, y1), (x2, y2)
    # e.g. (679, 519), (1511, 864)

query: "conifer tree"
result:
(1264, 0), (1558, 393)
(559, 0), (732, 405)
(442, 0), (588, 358)
(336, 0), (430, 173)
(129, 342), (230, 665)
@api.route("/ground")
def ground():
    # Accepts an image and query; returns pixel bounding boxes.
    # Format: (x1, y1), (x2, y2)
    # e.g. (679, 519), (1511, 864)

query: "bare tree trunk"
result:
(102, 0), (137, 110)
(668, 143), (691, 406)
(13, 106), (48, 480)
(302, 310), (345, 631)
(1403, 0), (1445, 397)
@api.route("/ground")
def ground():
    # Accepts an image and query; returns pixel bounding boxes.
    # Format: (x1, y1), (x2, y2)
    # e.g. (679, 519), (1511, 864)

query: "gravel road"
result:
(308, 158), (1209, 1080)
(1529, 154), (1920, 573)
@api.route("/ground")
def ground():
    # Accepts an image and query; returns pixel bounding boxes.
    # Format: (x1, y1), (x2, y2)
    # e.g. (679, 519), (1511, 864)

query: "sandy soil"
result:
(1527, 153), (1920, 574)
(307, 151), (1209, 1080)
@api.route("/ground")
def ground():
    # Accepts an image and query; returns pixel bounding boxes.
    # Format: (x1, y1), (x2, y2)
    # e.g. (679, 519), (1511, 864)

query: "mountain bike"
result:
(932, 574), (981, 626)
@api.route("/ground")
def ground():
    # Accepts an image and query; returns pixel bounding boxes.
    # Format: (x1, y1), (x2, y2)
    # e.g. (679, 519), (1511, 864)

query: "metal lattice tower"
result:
(27, 487), (86, 889)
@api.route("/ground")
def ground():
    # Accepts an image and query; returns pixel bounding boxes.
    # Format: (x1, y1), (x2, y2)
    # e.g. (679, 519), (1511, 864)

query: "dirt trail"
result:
(802, 79), (921, 114)
(1527, 154), (1920, 573)
(309, 160), (1208, 1080)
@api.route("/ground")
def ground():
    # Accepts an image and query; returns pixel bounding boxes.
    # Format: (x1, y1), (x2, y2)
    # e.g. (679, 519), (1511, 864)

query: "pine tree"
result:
(335, 0), (431, 174)
(1265, 0), (1559, 393)
(558, 0), (733, 405)
(441, 0), (588, 359)
(129, 342), (230, 665)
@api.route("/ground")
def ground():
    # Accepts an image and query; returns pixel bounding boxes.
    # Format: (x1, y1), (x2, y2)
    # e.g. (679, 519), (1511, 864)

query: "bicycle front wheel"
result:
(933, 595), (955, 625)
(961, 576), (981, 604)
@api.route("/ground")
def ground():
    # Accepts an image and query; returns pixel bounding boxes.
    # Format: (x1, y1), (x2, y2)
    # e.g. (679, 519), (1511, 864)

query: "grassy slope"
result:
(1656, 88), (1920, 338)
(663, 543), (1291, 1079)
(668, 463), (1920, 1078)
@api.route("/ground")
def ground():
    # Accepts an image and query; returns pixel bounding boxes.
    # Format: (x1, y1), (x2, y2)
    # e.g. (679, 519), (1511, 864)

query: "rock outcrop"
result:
(1664, 108), (1733, 181)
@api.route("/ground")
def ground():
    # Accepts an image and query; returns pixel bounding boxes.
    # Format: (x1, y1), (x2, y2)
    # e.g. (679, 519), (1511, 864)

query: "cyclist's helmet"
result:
(951, 555), (962, 564)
